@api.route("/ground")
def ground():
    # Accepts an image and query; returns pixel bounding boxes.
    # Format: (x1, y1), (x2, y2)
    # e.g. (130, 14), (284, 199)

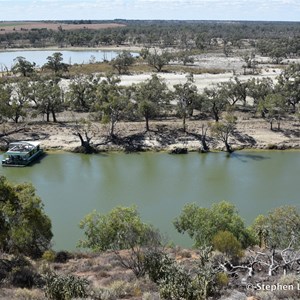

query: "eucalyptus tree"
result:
(247, 77), (274, 115)
(72, 117), (99, 154)
(133, 74), (170, 131)
(0, 79), (32, 123)
(209, 113), (237, 153)
(11, 56), (36, 77)
(276, 63), (300, 113)
(79, 206), (162, 277)
(241, 52), (257, 75)
(0, 83), (12, 122)
(43, 52), (69, 76)
(93, 74), (129, 137)
(218, 76), (248, 107)
(195, 32), (211, 50)
(173, 73), (200, 132)
(202, 86), (228, 122)
(66, 75), (99, 112)
(34, 79), (64, 122)
(251, 206), (300, 250)
(259, 93), (287, 130)
(111, 50), (135, 74)
(145, 49), (172, 72)
(176, 51), (194, 66)
(0, 176), (53, 258)
(174, 201), (253, 249)
(270, 44), (287, 64)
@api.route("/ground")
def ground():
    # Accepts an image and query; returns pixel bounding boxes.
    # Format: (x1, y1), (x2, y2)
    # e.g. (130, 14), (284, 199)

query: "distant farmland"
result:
(0, 21), (125, 34)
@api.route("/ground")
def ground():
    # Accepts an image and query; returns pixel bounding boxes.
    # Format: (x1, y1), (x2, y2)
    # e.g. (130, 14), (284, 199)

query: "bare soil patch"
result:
(0, 21), (125, 35)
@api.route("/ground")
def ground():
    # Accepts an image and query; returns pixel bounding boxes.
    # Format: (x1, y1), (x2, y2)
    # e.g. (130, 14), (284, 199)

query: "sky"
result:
(0, 0), (299, 22)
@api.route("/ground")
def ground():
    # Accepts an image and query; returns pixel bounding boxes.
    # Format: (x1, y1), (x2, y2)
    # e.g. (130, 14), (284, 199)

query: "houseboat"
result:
(2, 141), (43, 167)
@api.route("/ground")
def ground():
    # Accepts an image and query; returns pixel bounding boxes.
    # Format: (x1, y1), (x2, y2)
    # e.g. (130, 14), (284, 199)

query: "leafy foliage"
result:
(43, 52), (69, 76)
(144, 49), (172, 72)
(173, 73), (201, 132)
(144, 250), (174, 283)
(44, 271), (89, 300)
(79, 206), (154, 251)
(251, 206), (300, 249)
(66, 75), (98, 112)
(111, 50), (135, 74)
(133, 74), (170, 131)
(145, 247), (219, 300)
(79, 206), (162, 277)
(11, 56), (36, 77)
(174, 201), (253, 249)
(212, 230), (243, 258)
(209, 113), (237, 152)
(0, 176), (53, 258)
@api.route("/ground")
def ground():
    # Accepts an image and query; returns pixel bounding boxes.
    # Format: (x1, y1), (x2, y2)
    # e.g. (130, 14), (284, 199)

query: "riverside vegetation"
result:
(0, 20), (299, 299)
(0, 20), (299, 153)
(1, 176), (300, 299)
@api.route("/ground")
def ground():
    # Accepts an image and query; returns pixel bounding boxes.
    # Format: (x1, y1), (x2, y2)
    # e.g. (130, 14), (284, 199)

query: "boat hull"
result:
(2, 149), (44, 167)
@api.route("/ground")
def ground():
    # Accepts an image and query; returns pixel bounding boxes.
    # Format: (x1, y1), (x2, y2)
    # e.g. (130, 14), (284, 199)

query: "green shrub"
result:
(44, 271), (89, 300)
(144, 250), (174, 283)
(42, 250), (56, 262)
(0, 176), (53, 258)
(216, 272), (229, 287)
(9, 266), (41, 289)
(78, 206), (154, 252)
(174, 201), (253, 248)
(212, 230), (243, 258)
(54, 251), (71, 263)
(159, 264), (194, 300)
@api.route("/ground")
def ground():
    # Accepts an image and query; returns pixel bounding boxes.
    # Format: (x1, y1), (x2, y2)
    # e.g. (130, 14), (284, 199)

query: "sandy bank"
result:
(2, 116), (299, 154)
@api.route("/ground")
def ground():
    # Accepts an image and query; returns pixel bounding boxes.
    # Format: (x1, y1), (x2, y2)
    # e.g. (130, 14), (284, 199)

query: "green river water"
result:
(1, 151), (299, 250)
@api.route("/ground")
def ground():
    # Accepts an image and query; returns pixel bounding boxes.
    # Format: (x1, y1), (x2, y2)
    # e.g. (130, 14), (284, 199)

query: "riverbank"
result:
(0, 45), (143, 53)
(1, 114), (299, 153)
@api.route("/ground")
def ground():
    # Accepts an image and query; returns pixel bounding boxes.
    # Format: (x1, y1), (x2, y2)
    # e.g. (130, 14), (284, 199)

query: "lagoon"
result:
(0, 49), (138, 69)
(1, 151), (299, 250)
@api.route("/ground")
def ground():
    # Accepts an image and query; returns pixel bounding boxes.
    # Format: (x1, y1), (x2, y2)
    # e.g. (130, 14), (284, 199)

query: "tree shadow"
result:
(230, 152), (270, 162)
(232, 130), (257, 146)
(281, 128), (300, 138)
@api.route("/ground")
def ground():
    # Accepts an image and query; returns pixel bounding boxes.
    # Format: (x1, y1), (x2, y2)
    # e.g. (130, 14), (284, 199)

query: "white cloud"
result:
(0, 0), (299, 21)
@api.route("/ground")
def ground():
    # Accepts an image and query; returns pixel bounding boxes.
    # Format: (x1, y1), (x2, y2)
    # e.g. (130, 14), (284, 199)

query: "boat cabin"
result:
(2, 141), (43, 167)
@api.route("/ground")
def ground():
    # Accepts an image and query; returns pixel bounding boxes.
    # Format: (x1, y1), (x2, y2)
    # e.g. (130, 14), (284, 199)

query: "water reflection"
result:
(1, 151), (299, 250)
(231, 152), (270, 162)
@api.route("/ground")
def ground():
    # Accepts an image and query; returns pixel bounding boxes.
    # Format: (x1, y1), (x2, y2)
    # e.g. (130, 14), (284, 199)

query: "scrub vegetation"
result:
(1, 176), (300, 299)
(0, 20), (299, 299)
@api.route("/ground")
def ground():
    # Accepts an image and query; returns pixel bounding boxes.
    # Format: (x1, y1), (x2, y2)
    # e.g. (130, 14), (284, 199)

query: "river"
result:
(1, 151), (299, 250)
(0, 49), (139, 69)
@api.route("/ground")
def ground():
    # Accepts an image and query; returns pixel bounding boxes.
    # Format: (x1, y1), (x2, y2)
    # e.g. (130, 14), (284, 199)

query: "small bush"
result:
(216, 272), (229, 287)
(11, 256), (31, 268)
(42, 250), (56, 262)
(44, 271), (89, 300)
(109, 280), (131, 297)
(9, 267), (38, 289)
(159, 265), (193, 300)
(144, 250), (174, 283)
(212, 231), (243, 258)
(54, 251), (71, 263)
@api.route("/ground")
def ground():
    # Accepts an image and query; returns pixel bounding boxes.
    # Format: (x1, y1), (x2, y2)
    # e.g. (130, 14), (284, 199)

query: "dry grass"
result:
(69, 62), (113, 75)
(68, 61), (227, 77)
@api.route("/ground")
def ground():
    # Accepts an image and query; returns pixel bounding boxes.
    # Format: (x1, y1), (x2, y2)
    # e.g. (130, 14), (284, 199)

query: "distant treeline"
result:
(1, 20), (300, 56)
